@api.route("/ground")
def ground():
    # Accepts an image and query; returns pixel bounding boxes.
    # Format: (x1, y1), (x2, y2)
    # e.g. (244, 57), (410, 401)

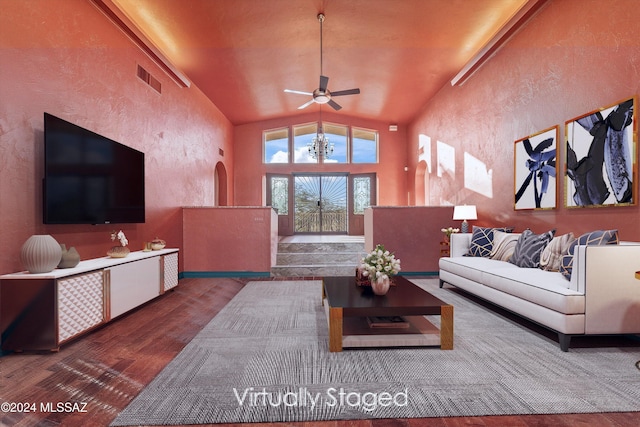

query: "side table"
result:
(440, 240), (450, 257)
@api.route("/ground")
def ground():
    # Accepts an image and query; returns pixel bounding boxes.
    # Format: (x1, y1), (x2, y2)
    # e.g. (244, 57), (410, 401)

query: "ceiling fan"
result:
(284, 13), (360, 111)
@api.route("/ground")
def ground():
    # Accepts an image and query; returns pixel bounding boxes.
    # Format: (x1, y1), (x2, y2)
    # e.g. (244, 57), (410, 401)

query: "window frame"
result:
(263, 127), (290, 164)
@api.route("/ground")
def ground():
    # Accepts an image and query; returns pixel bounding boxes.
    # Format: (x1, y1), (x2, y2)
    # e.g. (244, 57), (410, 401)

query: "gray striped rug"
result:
(111, 279), (640, 425)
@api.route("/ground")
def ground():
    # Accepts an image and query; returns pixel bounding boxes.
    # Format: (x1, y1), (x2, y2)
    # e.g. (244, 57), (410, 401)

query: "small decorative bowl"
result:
(107, 246), (130, 258)
(151, 238), (166, 250)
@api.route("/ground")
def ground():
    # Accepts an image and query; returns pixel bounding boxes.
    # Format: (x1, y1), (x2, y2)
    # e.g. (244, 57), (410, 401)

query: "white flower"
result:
(442, 226), (460, 237)
(361, 244), (401, 279)
(111, 230), (128, 247)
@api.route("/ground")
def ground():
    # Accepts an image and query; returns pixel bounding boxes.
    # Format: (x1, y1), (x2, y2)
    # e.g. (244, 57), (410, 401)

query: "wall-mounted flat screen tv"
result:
(43, 113), (145, 224)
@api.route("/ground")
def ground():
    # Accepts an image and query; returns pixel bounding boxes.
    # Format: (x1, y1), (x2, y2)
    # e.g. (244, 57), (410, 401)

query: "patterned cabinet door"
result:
(163, 252), (179, 292)
(57, 271), (104, 343)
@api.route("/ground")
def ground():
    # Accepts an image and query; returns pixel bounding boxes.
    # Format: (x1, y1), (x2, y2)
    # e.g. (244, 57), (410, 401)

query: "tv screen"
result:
(43, 113), (145, 224)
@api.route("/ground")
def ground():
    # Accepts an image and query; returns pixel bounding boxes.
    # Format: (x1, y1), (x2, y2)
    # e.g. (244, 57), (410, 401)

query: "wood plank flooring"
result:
(0, 277), (638, 426)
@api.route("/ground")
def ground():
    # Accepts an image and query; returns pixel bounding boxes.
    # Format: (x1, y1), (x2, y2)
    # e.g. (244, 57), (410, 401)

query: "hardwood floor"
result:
(0, 277), (637, 427)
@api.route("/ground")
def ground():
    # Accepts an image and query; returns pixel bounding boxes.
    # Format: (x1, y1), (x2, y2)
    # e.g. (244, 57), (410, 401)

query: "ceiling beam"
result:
(90, 0), (191, 88)
(451, 0), (549, 87)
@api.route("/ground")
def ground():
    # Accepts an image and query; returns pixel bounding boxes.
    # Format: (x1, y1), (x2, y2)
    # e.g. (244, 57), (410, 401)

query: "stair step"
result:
(271, 264), (358, 277)
(277, 252), (363, 266)
(272, 239), (365, 277)
(277, 242), (365, 253)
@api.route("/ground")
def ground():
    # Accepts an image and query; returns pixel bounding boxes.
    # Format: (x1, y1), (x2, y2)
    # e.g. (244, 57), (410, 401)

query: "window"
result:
(266, 123), (379, 164)
(322, 123), (347, 163)
(293, 123), (318, 163)
(352, 127), (378, 163)
(353, 176), (372, 214)
(264, 128), (289, 163)
(270, 177), (289, 215)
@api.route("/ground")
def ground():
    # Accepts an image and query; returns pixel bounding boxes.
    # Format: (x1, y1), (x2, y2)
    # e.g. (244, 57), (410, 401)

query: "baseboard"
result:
(180, 271), (272, 279)
(398, 271), (439, 277)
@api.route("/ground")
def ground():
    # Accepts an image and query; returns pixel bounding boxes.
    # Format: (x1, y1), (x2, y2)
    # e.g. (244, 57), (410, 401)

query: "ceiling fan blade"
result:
(327, 99), (342, 111)
(319, 75), (329, 92)
(284, 89), (313, 96)
(330, 88), (360, 97)
(297, 99), (316, 110)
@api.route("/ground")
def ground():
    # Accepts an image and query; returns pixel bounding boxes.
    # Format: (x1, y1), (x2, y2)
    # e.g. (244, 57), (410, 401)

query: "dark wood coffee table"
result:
(322, 276), (453, 352)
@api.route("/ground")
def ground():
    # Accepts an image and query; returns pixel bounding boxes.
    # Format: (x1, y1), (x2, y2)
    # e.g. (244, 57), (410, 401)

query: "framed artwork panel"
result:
(565, 96), (637, 208)
(514, 126), (558, 210)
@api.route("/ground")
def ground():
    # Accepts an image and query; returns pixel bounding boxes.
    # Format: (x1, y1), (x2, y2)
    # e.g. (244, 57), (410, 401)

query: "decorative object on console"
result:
(150, 237), (166, 250)
(452, 205), (477, 233)
(359, 244), (401, 295)
(20, 234), (62, 274)
(565, 97), (636, 208)
(514, 126), (558, 210)
(107, 230), (130, 258)
(58, 244), (81, 269)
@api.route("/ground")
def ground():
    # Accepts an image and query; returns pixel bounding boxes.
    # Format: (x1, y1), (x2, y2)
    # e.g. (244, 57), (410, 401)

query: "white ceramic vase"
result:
(371, 275), (391, 295)
(20, 234), (62, 273)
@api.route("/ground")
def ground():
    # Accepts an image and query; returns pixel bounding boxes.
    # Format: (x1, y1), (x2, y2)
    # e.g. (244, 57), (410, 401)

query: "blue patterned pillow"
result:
(560, 230), (619, 280)
(466, 226), (513, 257)
(509, 229), (555, 268)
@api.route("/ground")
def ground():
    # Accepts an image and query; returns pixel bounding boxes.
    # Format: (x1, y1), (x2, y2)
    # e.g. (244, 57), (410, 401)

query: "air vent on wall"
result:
(137, 64), (161, 94)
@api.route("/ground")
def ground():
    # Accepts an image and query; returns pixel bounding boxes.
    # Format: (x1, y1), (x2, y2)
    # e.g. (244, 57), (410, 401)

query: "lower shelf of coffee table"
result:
(323, 303), (442, 348)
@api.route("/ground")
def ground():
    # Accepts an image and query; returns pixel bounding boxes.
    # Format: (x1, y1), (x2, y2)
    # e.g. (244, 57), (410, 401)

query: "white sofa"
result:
(439, 233), (640, 351)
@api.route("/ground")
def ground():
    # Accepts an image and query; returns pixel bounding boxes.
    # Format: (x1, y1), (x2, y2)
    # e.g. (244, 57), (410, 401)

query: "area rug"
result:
(111, 279), (640, 425)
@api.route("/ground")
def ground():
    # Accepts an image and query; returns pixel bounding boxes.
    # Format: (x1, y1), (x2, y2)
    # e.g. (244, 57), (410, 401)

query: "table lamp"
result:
(453, 205), (477, 233)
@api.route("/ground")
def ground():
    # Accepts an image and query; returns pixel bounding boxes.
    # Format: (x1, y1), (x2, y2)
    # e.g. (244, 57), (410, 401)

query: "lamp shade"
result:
(453, 205), (477, 221)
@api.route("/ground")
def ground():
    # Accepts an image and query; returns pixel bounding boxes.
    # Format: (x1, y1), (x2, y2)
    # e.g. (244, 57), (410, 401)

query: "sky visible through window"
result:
(265, 126), (377, 164)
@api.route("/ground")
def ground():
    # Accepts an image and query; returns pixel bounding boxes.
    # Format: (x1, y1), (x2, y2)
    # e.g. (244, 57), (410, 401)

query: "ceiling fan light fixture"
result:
(313, 89), (331, 104)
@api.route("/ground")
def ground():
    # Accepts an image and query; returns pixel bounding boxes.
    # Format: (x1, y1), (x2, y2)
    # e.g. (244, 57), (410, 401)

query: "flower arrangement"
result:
(359, 244), (401, 283)
(441, 227), (460, 239)
(111, 230), (129, 247)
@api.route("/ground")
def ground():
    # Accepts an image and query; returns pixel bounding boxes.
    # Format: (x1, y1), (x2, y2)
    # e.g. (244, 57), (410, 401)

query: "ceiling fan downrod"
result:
(318, 13), (325, 76)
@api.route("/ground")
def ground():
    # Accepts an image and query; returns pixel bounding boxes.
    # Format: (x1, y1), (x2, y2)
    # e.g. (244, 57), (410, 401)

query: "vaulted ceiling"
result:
(104, 0), (541, 125)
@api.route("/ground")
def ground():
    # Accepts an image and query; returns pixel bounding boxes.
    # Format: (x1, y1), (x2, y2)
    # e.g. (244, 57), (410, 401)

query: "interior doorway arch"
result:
(415, 160), (429, 205)
(214, 162), (228, 206)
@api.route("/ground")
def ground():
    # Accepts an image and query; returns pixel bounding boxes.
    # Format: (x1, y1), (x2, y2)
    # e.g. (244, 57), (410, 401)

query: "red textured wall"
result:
(365, 206), (455, 273)
(233, 111), (410, 207)
(182, 207), (277, 273)
(0, 0), (233, 275)
(408, 0), (640, 239)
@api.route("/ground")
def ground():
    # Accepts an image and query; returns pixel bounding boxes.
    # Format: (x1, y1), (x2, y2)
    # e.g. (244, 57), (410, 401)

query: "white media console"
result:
(0, 249), (178, 352)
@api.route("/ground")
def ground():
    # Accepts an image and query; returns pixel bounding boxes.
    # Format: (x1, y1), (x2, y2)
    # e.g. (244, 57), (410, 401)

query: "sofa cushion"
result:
(439, 255), (585, 313)
(540, 232), (576, 272)
(481, 266), (585, 314)
(440, 255), (517, 284)
(489, 231), (520, 261)
(509, 229), (555, 268)
(466, 226), (513, 257)
(560, 230), (619, 280)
